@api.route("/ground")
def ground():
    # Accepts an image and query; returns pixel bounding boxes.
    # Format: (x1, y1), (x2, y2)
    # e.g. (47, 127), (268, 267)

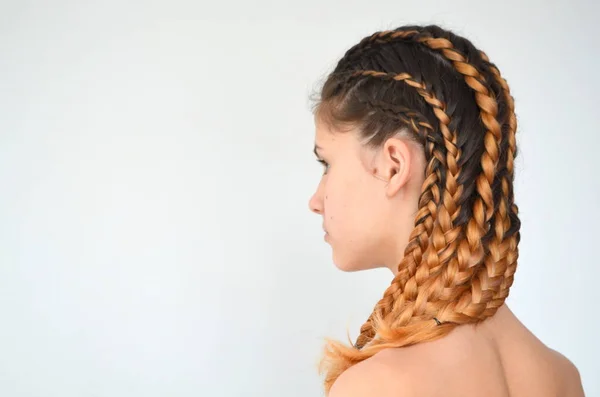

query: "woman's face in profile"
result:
(308, 116), (425, 273)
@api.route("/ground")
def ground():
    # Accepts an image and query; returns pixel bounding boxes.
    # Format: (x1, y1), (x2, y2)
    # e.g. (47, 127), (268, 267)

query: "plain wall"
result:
(1, 0), (598, 396)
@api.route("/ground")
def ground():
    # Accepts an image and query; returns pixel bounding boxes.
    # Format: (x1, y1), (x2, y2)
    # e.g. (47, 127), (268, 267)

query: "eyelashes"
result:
(316, 159), (330, 174)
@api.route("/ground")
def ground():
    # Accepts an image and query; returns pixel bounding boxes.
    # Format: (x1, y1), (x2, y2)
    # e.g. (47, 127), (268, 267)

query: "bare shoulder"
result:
(327, 330), (586, 397)
(548, 348), (585, 396)
(328, 348), (422, 397)
(327, 328), (502, 397)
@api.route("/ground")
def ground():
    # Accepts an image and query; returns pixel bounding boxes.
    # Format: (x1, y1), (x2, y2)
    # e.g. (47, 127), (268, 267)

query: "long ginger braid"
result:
(312, 24), (521, 395)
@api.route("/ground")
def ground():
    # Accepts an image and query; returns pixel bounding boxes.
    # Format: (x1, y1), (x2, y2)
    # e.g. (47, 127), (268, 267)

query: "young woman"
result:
(308, 24), (585, 397)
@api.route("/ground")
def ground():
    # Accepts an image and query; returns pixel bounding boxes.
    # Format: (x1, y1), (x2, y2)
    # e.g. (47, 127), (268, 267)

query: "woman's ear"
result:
(380, 137), (413, 198)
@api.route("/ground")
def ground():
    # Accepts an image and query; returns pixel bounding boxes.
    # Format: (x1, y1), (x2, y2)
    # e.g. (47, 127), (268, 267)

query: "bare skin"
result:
(327, 304), (584, 397)
(309, 117), (584, 396)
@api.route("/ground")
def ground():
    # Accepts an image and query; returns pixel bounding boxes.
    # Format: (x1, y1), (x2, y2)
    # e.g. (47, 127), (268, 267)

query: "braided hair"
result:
(311, 24), (521, 394)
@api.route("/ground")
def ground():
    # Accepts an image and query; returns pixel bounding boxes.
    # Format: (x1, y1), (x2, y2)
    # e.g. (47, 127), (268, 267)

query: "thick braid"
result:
(343, 70), (463, 348)
(477, 50), (520, 312)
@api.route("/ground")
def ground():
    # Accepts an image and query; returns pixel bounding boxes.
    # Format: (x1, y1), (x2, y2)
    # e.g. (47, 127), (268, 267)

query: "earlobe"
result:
(385, 168), (407, 197)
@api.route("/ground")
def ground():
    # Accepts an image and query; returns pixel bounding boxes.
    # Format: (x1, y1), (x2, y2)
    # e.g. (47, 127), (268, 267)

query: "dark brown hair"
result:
(310, 24), (521, 394)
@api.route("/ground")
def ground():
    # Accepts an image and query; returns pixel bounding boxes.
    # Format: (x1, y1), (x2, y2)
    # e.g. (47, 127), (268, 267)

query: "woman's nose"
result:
(308, 192), (323, 215)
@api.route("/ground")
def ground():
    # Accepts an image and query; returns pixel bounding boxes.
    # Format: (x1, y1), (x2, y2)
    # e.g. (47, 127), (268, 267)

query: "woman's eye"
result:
(317, 159), (329, 174)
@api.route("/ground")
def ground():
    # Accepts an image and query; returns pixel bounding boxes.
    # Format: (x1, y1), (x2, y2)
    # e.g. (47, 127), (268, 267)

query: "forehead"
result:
(313, 116), (382, 171)
(313, 115), (360, 150)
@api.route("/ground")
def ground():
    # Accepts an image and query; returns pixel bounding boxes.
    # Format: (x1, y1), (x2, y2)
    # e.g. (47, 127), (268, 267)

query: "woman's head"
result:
(308, 24), (521, 393)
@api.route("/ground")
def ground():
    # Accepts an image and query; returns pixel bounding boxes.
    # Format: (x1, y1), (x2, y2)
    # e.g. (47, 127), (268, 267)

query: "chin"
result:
(326, 234), (383, 272)
(333, 262), (361, 272)
(331, 251), (377, 273)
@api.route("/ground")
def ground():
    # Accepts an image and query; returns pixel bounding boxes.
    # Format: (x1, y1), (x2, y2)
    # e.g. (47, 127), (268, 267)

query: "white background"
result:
(1, 0), (598, 396)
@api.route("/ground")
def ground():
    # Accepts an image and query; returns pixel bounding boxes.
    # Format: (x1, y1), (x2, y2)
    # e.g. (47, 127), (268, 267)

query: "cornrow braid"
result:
(353, 95), (435, 139)
(477, 50), (520, 314)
